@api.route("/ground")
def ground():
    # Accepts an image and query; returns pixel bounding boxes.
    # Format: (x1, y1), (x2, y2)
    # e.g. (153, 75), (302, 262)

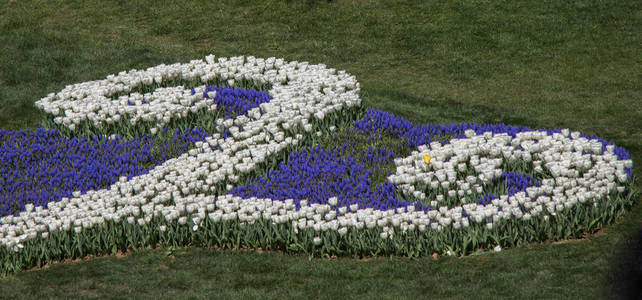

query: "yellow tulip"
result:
(423, 154), (431, 164)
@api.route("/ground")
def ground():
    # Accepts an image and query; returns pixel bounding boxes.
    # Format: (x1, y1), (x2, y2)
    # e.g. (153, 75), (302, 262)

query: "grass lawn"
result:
(0, 0), (640, 298)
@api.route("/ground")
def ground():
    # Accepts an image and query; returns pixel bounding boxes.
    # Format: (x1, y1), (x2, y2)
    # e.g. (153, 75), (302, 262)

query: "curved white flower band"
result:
(389, 129), (632, 231)
(0, 55), (633, 251)
(3, 54), (362, 250)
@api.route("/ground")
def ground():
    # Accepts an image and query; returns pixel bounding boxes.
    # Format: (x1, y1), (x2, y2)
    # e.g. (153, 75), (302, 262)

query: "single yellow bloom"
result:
(423, 154), (431, 164)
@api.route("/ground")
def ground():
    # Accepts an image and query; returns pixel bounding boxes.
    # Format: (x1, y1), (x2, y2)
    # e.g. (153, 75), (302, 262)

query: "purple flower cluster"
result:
(229, 145), (416, 213)
(500, 171), (541, 195)
(199, 86), (272, 139)
(479, 172), (541, 206)
(0, 128), (210, 218)
(0, 85), (273, 219)
(200, 85), (272, 120)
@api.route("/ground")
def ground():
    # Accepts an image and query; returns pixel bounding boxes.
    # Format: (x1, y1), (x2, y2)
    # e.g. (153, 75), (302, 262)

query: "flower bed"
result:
(0, 55), (636, 275)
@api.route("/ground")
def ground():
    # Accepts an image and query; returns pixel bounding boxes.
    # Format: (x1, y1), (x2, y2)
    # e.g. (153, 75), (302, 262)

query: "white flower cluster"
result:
(388, 129), (632, 230)
(33, 55), (359, 133)
(1, 55), (361, 251)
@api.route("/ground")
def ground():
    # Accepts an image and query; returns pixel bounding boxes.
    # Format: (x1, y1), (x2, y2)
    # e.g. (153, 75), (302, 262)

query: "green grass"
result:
(0, 0), (640, 298)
